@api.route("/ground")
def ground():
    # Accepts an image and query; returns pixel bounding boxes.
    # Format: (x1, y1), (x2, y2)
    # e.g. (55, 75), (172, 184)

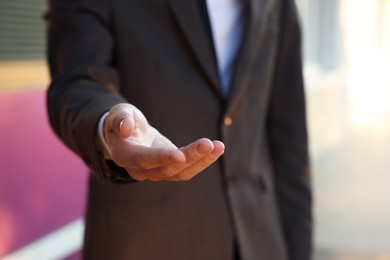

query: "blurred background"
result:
(0, 0), (389, 259)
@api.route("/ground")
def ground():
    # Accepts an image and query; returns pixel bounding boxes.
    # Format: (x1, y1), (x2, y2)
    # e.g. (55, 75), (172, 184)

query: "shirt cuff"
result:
(97, 112), (112, 159)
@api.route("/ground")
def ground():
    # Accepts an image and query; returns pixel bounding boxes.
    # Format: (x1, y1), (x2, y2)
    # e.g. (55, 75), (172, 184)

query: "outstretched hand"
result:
(103, 103), (225, 181)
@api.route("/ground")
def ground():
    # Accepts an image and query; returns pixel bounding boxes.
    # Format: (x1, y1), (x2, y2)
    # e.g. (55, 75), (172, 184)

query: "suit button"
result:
(224, 116), (232, 126)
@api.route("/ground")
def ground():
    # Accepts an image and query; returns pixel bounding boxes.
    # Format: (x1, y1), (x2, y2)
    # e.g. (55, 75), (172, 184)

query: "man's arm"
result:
(266, 0), (312, 259)
(46, 0), (224, 183)
(47, 0), (126, 181)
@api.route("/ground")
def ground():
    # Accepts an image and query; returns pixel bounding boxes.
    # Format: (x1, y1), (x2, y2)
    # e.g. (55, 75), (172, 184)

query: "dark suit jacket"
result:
(46, 0), (312, 259)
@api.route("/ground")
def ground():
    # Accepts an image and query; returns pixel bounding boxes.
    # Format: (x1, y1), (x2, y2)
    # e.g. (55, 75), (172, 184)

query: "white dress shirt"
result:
(206, 0), (245, 94)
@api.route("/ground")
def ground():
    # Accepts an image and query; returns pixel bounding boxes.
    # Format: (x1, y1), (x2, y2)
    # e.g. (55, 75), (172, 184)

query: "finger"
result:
(119, 117), (134, 138)
(168, 142), (225, 181)
(160, 138), (213, 174)
(105, 106), (135, 137)
(112, 144), (185, 170)
(180, 138), (214, 163)
(211, 140), (225, 152)
(130, 166), (179, 181)
(113, 112), (135, 139)
(124, 168), (148, 181)
(149, 140), (224, 181)
(118, 139), (212, 180)
(122, 140), (225, 181)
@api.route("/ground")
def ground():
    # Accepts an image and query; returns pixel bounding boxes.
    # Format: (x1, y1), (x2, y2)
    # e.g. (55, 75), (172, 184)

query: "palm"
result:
(104, 103), (224, 181)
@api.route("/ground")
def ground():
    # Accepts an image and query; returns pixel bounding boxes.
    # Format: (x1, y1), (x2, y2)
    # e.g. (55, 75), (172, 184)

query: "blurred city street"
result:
(307, 80), (390, 260)
(297, 0), (390, 257)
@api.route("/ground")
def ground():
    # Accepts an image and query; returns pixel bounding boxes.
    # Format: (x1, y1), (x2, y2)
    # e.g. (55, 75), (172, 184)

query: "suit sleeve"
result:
(266, 0), (313, 259)
(46, 0), (134, 183)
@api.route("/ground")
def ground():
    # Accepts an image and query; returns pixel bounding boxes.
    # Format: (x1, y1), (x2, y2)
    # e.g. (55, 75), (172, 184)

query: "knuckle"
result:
(112, 154), (126, 167)
(128, 170), (146, 181)
(147, 177), (161, 182)
(183, 154), (196, 164)
(161, 166), (177, 177)
(177, 172), (194, 181)
(202, 155), (216, 166)
(181, 175), (193, 181)
(138, 159), (149, 169)
(131, 154), (143, 168)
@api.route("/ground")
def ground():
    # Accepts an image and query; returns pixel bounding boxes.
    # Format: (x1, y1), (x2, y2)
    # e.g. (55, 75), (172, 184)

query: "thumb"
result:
(107, 105), (136, 139)
(119, 117), (133, 138)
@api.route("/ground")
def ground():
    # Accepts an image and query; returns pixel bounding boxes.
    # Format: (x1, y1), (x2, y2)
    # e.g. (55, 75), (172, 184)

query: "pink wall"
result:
(0, 90), (88, 256)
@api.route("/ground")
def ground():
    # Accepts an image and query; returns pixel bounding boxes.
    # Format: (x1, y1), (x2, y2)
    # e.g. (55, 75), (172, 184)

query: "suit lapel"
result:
(166, 0), (222, 96)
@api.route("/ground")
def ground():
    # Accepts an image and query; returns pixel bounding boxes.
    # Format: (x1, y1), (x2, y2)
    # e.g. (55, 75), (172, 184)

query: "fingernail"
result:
(169, 152), (185, 163)
(119, 119), (124, 132)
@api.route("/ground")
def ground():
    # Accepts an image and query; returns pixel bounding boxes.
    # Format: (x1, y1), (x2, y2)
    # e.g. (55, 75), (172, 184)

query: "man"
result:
(46, 0), (312, 259)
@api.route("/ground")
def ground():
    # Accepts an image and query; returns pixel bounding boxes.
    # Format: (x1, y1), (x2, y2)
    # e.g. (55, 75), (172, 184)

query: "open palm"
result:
(103, 103), (225, 181)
